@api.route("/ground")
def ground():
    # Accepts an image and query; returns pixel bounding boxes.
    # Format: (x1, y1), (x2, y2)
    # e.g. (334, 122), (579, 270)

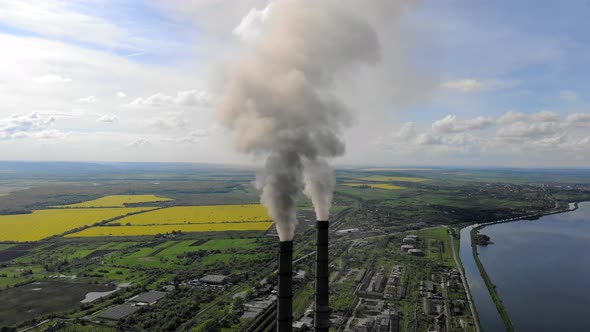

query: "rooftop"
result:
(200, 274), (229, 283)
(98, 304), (140, 320)
(130, 291), (167, 304)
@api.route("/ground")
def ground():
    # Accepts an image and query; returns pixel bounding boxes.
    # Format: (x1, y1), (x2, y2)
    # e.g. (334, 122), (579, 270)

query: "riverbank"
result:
(448, 226), (482, 332)
(468, 202), (579, 332)
(470, 227), (515, 332)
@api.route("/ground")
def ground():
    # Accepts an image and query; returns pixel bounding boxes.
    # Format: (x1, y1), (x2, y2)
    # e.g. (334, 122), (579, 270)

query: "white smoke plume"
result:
(217, 0), (412, 240)
(303, 159), (335, 222)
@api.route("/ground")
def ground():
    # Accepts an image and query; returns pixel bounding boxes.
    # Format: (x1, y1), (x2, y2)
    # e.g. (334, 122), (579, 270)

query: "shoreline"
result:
(465, 201), (580, 332)
(470, 227), (515, 332)
(448, 226), (482, 332)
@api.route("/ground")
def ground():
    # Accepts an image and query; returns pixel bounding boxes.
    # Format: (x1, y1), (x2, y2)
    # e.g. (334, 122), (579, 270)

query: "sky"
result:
(0, 0), (589, 167)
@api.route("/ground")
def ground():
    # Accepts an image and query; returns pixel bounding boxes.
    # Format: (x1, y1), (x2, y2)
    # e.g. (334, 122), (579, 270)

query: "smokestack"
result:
(314, 220), (330, 331)
(278, 241), (293, 332)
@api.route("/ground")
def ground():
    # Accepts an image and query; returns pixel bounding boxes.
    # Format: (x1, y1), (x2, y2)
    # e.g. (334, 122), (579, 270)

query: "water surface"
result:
(473, 202), (590, 332)
(460, 225), (505, 331)
(81, 288), (119, 303)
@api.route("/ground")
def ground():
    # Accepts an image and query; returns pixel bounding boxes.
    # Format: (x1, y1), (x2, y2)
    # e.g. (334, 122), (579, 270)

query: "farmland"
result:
(1, 162), (590, 331)
(0, 207), (156, 242)
(108, 204), (271, 225)
(55, 195), (172, 208)
(66, 222), (273, 237)
(63, 204), (274, 237)
(343, 183), (406, 190)
(361, 175), (429, 183)
(110, 239), (272, 269)
(0, 279), (117, 326)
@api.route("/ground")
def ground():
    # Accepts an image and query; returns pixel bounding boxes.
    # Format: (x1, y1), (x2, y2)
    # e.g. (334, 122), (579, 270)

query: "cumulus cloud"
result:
(77, 96), (97, 103)
(566, 112), (590, 126)
(33, 74), (72, 83)
(29, 129), (69, 140)
(232, 3), (273, 43)
(376, 111), (590, 155)
(117, 91), (127, 98)
(0, 112), (62, 139)
(432, 114), (494, 133)
(498, 111), (559, 124)
(128, 90), (211, 107)
(497, 121), (560, 138)
(127, 138), (150, 148)
(97, 114), (119, 123)
(441, 78), (517, 93)
(560, 90), (578, 102)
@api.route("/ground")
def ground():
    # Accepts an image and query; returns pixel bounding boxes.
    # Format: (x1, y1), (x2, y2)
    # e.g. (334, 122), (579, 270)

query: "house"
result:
(401, 244), (415, 252)
(200, 274), (229, 285)
(408, 249), (424, 256)
(129, 291), (167, 305)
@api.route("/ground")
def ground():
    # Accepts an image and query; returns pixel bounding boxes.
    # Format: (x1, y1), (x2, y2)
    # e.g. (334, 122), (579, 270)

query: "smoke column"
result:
(217, 0), (386, 240)
(303, 159), (334, 221)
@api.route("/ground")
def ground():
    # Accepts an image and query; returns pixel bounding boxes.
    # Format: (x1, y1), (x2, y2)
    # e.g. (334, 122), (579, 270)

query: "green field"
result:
(411, 227), (455, 267)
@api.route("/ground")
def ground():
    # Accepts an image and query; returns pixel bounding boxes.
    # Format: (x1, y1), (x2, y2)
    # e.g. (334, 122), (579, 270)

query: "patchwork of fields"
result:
(66, 222), (273, 237)
(55, 195), (172, 208)
(361, 175), (429, 183)
(109, 204), (271, 225)
(108, 239), (267, 268)
(0, 194), (273, 241)
(65, 204), (273, 238)
(340, 174), (429, 191)
(0, 208), (155, 242)
(343, 183), (406, 190)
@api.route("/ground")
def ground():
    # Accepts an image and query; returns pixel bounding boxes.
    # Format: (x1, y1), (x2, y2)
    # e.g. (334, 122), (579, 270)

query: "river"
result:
(461, 202), (590, 331)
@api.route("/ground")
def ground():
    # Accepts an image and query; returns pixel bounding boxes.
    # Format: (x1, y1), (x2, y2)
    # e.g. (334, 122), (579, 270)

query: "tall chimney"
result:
(314, 220), (330, 331)
(277, 241), (293, 332)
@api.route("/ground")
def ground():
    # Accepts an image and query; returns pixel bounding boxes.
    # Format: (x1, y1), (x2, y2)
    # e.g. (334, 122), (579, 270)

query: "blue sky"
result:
(0, 0), (588, 167)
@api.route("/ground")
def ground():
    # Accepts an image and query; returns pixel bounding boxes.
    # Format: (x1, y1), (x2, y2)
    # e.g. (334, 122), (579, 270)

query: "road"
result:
(446, 226), (481, 332)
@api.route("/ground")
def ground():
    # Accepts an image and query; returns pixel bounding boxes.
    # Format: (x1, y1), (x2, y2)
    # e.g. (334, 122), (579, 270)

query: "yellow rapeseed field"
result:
(55, 195), (172, 208)
(362, 175), (429, 183)
(110, 204), (271, 225)
(0, 207), (155, 242)
(66, 222), (273, 237)
(343, 183), (406, 190)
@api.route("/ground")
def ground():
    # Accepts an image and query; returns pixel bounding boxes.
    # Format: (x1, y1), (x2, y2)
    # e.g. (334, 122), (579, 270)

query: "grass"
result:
(0, 244), (15, 250)
(412, 227), (455, 267)
(109, 239), (269, 269)
(362, 175), (429, 183)
(0, 265), (45, 289)
(342, 183), (406, 190)
(0, 279), (115, 326)
(97, 241), (138, 250)
(109, 204), (271, 225)
(65, 222), (273, 237)
(0, 207), (156, 242)
(293, 285), (314, 318)
(55, 194), (172, 208)
(169, 239), (262, 252)
(68, 249), (94, 259)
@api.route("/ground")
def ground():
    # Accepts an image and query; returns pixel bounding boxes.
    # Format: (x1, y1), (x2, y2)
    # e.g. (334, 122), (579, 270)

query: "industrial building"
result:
(129, 290), (167, 305)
